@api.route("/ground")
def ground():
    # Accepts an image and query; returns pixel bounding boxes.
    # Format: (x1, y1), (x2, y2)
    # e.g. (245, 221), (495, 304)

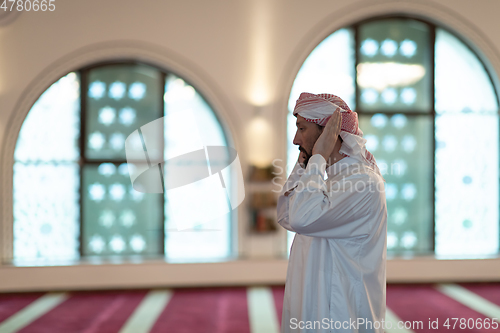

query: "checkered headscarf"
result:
(293, 92), (383, 178)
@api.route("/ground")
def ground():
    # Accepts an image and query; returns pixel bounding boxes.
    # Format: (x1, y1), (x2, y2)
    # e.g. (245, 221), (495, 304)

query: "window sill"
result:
(1, 255), (499, 292)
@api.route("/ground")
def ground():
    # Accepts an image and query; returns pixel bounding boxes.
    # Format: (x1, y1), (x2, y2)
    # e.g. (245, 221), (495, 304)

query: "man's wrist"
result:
(305, 154), (327, 176)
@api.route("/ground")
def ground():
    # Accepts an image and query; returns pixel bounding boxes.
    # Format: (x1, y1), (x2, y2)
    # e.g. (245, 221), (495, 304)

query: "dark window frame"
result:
(75, 61), (233, 259)
(352, 15), (500, 255)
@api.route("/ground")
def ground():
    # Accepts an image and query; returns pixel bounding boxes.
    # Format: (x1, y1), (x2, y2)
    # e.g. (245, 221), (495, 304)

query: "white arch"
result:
(0, 40), (244, 262)
(274, 0), (500, 163)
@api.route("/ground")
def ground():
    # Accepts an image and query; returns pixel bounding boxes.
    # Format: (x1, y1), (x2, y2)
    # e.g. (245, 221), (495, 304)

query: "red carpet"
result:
(0, 292), (44, 323)
(1, 283), (499, 332)
(18, 290), (148, 333)
(271, 286), (285, 326)
(150, 287), (250, 333)
(386, 284), (491, 333)
(461, 282), (500, 306)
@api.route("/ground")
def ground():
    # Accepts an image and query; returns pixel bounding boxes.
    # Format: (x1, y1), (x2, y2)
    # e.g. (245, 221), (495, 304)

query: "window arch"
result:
(14, 62), (235, 264)
(287, 17), (499, 257)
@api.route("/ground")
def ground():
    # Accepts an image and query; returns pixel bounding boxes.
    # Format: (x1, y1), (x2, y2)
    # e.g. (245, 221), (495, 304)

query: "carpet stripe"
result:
(0, 292), (68, 333)
(436, 284), (500, 321)
(385, 307), (415, 333)
(119, 289), (172, 333)
(0, 292), (45, 323)
(15, 290), (148, 332)
(149, 286), (250, 333)
(80, 295), (132, 333)
(78, 291), (148, 333)
(460, 283), (500, 306)
(271, 286), (285, 329)
(387, 284), (488, 333)
(247, 287), (280, 333)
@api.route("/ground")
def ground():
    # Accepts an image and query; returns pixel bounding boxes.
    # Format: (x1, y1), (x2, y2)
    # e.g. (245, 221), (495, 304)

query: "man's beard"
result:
(299, 147), (312, 168)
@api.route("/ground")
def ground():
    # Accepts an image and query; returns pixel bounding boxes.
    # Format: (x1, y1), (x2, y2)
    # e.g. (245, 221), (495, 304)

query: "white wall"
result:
(1, 0), (500, 291)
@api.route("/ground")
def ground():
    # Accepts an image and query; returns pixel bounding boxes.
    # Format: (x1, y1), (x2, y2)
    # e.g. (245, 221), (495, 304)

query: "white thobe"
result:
(277, 154), (387, 333)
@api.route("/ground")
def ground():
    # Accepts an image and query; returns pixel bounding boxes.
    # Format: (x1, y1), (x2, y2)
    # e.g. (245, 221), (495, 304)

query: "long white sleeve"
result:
(279, 155), (387, 333)
(287, 154), (383, 238)
(276, 161), (304, 232)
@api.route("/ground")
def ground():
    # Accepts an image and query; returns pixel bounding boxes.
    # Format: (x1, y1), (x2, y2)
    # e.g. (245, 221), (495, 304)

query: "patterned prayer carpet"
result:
(0, 283), (499, 332)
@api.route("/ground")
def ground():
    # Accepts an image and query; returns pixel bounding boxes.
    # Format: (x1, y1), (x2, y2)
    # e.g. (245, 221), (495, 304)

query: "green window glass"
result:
(14, 63), (234, 264)
(359, 114), (433, 253)
(288, 17), (499, 258)
(358, 19), (431, 113)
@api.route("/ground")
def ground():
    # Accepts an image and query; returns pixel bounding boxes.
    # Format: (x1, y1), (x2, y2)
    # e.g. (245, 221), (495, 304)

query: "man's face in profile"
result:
(293, 115), (323, 168)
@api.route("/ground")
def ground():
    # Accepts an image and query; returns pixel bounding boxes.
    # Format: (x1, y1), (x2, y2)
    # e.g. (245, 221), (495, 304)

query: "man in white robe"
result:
(277, 93), (387, 333)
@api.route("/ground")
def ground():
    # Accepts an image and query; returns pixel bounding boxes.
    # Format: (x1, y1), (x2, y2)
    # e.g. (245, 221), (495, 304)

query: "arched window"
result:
(14, 63), (234, 264)
(288, 17), (499, 257)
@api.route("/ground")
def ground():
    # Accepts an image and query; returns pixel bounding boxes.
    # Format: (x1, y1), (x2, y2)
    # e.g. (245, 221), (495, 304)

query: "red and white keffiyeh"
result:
(293, 92), (383, 178)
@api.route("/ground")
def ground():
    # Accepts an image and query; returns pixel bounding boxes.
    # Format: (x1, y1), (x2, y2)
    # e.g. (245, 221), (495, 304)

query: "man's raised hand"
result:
(298, 151), (307, 169)
(312, 108), (342, 163)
